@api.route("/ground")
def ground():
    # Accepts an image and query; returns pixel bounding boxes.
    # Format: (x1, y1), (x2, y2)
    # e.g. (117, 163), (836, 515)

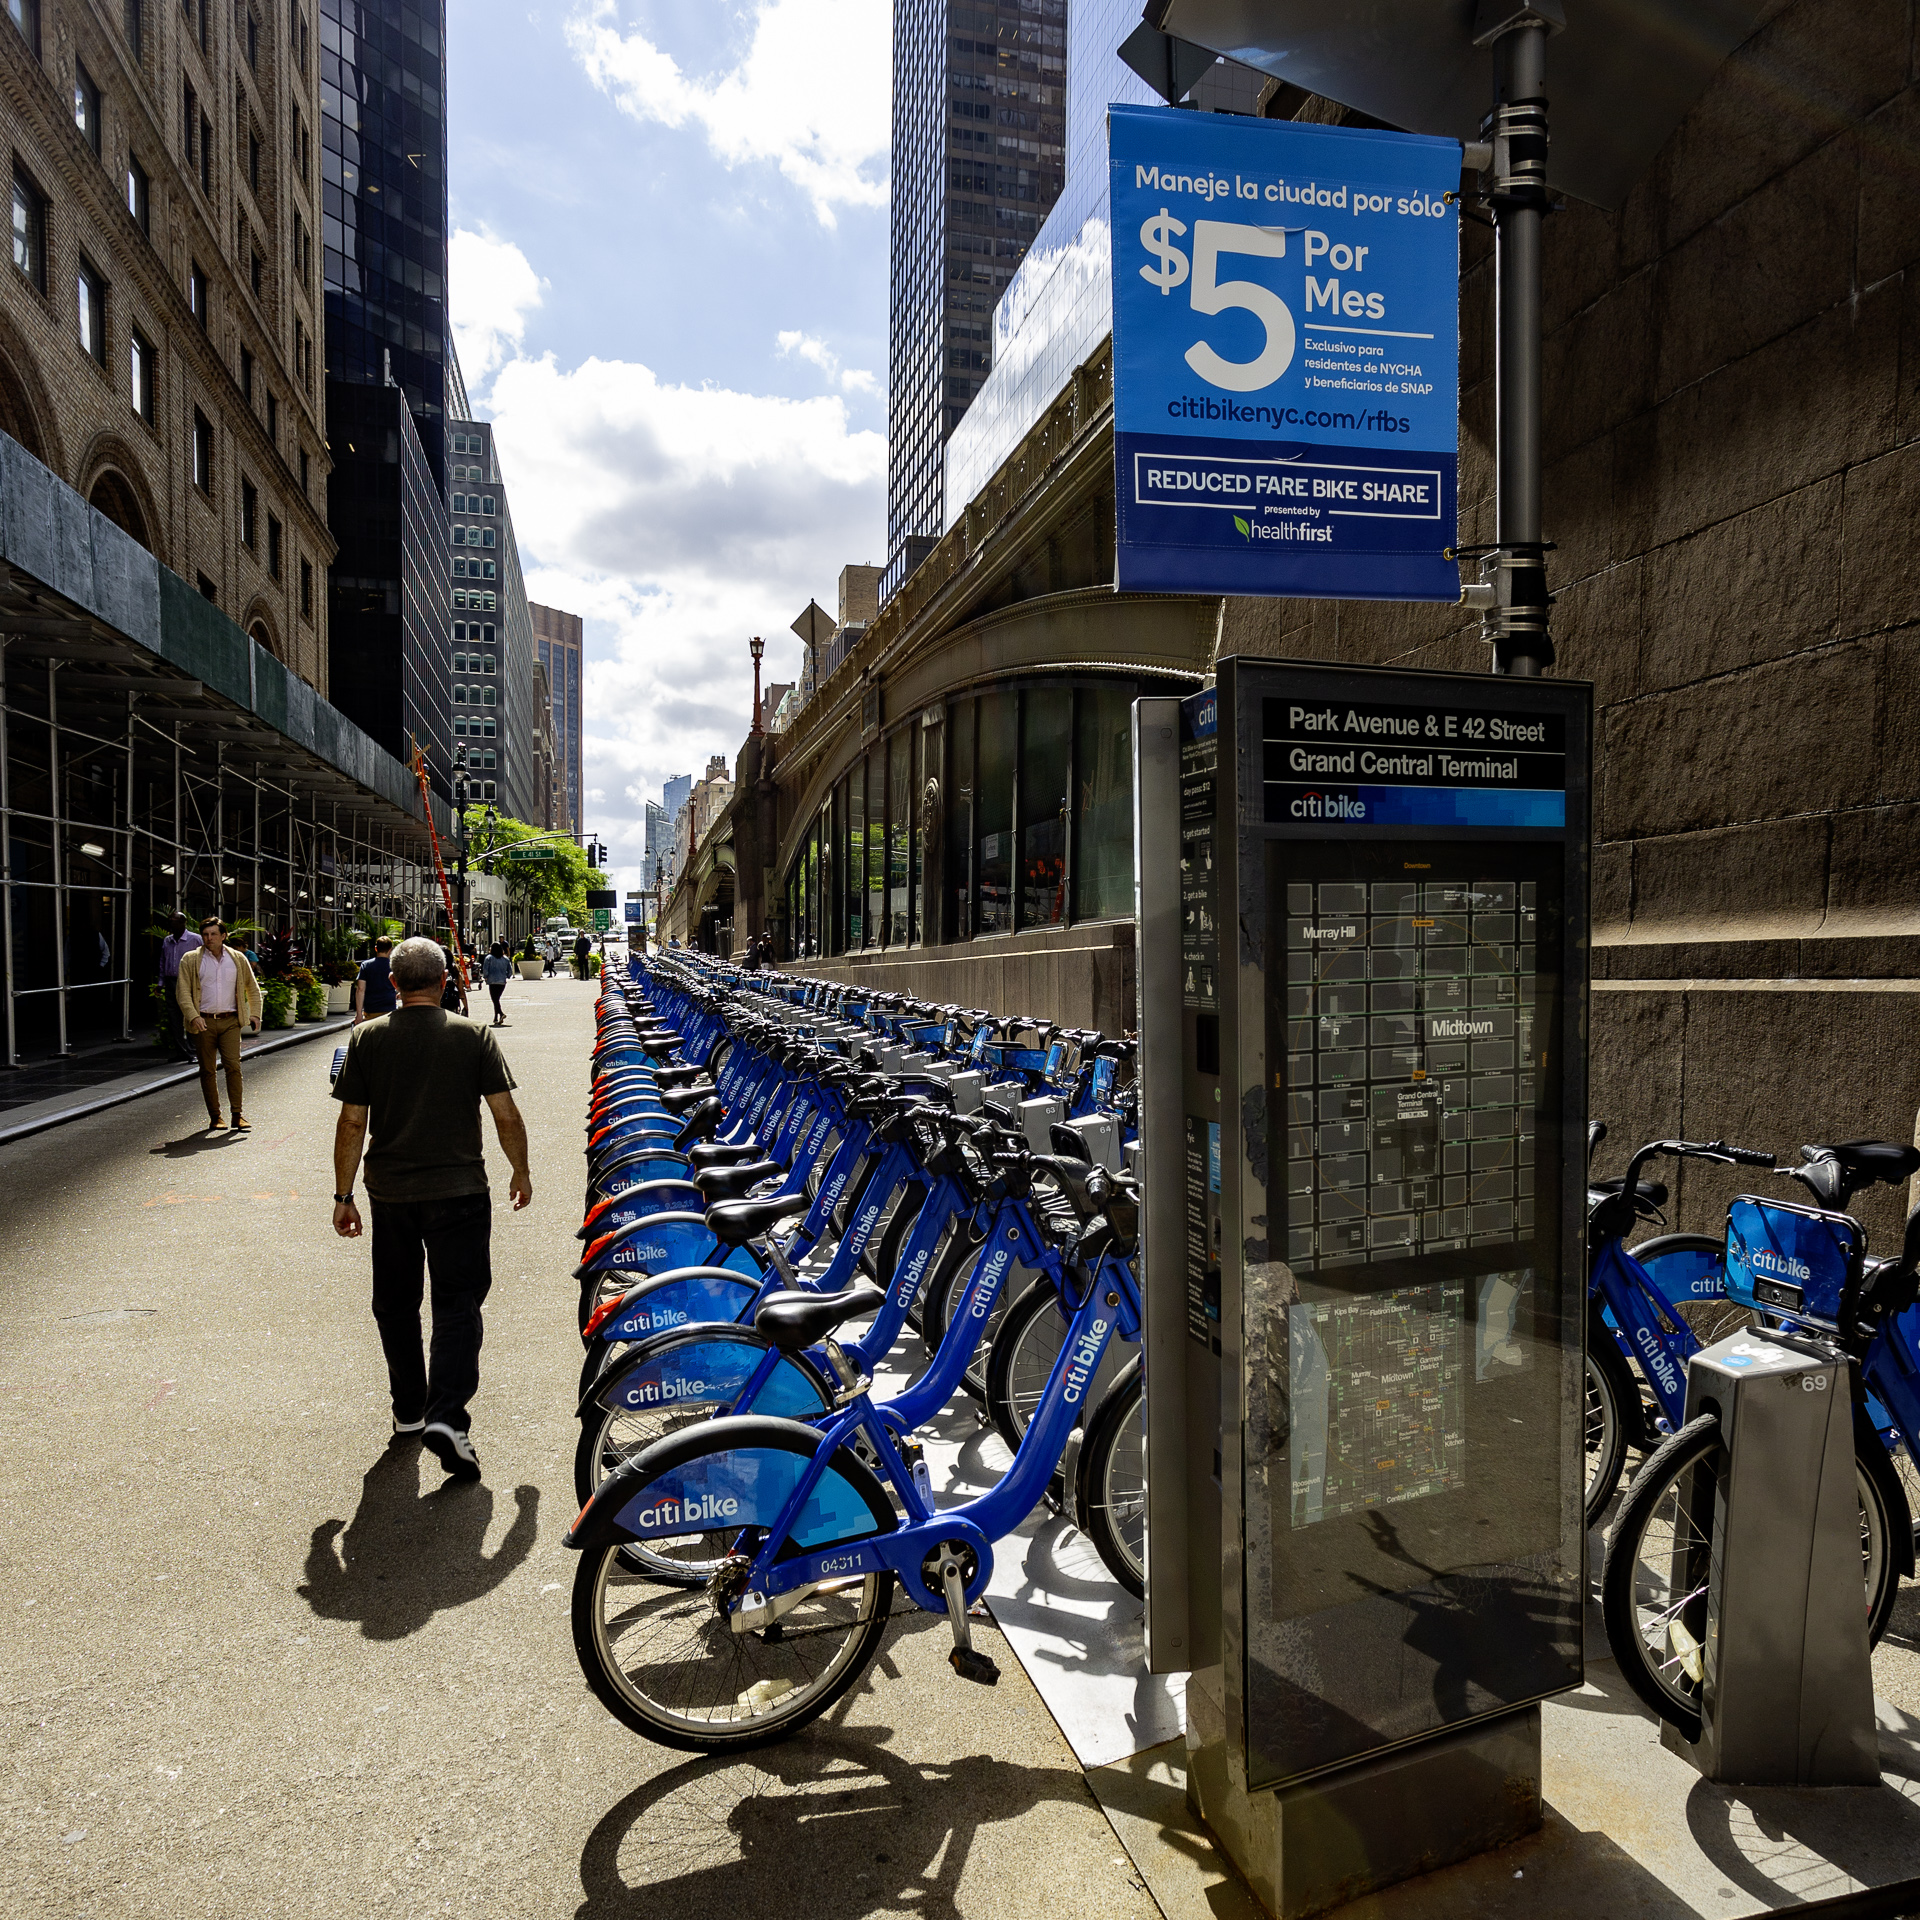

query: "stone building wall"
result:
(1221, 0), (1920, 1244)
(0, 0), (331, 686)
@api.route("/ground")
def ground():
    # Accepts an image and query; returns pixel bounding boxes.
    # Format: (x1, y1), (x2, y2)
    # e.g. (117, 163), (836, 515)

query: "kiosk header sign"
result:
(1109, 106), (1460, 601)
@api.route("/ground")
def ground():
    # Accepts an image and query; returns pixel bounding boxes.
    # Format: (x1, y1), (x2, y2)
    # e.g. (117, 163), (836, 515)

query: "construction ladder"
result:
(409, 739), (471, 990)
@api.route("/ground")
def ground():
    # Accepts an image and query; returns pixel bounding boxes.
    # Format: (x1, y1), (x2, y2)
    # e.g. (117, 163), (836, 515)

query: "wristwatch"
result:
(333, 1191), (355, 1204)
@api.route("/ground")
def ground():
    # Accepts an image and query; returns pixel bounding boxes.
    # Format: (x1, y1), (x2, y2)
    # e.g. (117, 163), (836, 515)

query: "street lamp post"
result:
(453, 747), (470, 944)
(749, 634), (765, 735)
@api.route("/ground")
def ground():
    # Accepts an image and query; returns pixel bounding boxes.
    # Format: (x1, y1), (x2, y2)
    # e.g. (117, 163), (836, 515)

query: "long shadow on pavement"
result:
(297, 1438), (539, 1640)
(575, 1653), (1112, 1920)
(148, 1130), (247, 1157)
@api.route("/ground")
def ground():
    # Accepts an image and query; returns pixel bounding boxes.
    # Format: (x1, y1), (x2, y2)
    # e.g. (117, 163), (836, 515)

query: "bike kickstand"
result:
(940, 1548), (999, 1686)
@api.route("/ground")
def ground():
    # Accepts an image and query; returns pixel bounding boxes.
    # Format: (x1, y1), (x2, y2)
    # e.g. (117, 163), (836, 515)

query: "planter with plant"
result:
(260, 978), (297, 1030)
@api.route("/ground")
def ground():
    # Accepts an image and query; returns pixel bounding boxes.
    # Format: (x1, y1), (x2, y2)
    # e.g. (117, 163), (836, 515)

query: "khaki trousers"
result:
(194, 1011), (244, 1120)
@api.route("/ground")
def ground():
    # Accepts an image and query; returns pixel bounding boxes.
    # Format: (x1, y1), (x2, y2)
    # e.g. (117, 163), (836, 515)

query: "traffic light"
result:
(587, 840), (600, 869)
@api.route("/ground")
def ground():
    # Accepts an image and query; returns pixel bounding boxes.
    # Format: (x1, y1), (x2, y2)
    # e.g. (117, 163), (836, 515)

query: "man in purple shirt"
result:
(158, 913), (201, 1061)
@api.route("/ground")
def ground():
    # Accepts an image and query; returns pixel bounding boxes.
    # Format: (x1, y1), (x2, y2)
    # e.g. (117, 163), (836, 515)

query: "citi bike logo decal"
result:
(1633, 1322), (1681, 1401)
(819, 1170), (848, 1216)
(893, 1245), (932, 1311)
(623, 1374), (710, 1407)
(1063, 1319), (1110, 1406)
(1750, 1248), (1812, 1283)
(614, 1242), (671, 1267)
(628, 1491), (739, 1530)
(1291, 790), (1367, 821)
(616, 1303), (688, 1335)
(970, 1247), (1013, 1317)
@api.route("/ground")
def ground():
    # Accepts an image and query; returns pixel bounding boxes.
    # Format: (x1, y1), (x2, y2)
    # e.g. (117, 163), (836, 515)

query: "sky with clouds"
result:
(446, 0), (892, 895)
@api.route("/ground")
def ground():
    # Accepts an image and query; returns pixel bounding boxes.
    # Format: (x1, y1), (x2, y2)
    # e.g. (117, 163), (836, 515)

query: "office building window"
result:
(240, 477), (257, 548)
(482, 654), (494, 673)
(182, 81), (196, 167)
(299, 557), (312, 618)
(200, 114), (212, 195)
(452, 685), (465, 704)
(189, 261), (207, 327)
(481, 496), (494, 515)
(1073, 683), (1134, 923)
(126, 154), (148, 233)
(192, 409), (211, 492)
(247, 123), (261, 193)
(974, 689), (1015, 935)
(267, 514), (281, 578)
(244, 4), (258, 65)
(453, 717), (467, 736)
(298, 447), (308, 493)
(74, 63), (101, 156)
(9, 0), (40, 57)
(481, 624), (494, 643)
(482, 781), (495, 801)
(129, 326), (154, 420)
(249, 249), (262, 297)
(123, 0), (140, 57)
(480, 686), (495, 707)
(266, 391), (277, 443)
(240, 345), (254, 402)
(197, 572), (217, 603)
(483, 750), (496, 770)
(76, 259), (106, 362)
(12, 165), (46, 293)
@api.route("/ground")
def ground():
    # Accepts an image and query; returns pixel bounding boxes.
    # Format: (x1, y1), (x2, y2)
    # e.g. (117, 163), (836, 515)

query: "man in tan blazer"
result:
(176, 918), (265, 1130)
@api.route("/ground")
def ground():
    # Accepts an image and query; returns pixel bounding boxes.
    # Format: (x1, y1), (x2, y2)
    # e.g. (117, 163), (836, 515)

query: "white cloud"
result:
(776, 328), (881, 397)
(567, 0), (891, 226)
(481, 301), (884, 886)
(449, 226), (545, 387)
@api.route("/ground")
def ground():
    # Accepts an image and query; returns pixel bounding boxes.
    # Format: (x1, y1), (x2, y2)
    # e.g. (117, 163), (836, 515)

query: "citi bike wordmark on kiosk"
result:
(1109, 104), (1461, 600)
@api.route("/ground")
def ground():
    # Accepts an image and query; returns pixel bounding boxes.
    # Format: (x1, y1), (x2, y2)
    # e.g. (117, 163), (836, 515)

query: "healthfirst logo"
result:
(622, 1374), (711, 1409)
(627, 1489), (740, 1532)
(1750, 1248), (1812, 1283)
(1063, 1319), (1111, 1406)
(1288, 791), (1367, 821)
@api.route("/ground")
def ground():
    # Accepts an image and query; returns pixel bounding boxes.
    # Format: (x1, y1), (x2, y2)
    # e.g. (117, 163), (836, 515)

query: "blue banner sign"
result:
(1109, 105), (1460, 600)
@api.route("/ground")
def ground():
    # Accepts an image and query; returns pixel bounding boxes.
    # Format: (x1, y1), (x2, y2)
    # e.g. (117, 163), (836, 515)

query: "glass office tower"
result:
(884, 0), (1067, 602)
(319, 0), (454, 791)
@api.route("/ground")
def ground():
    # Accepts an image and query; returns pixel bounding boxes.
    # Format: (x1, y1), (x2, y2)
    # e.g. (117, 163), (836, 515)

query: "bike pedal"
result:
(949, 1647), (1000, 1685)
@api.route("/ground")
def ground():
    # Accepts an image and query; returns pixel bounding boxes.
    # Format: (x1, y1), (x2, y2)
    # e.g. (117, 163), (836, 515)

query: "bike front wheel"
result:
(1603, 1411), (1901, 1740)
(572, 1543), (895, 1752)
(1076, 1363), (1145, 1600)
(1583, 1336), (1636, 1529)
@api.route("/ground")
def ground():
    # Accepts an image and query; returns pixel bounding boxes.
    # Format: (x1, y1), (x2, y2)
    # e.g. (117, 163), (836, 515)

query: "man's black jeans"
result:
(369, 1192), (493, 1433)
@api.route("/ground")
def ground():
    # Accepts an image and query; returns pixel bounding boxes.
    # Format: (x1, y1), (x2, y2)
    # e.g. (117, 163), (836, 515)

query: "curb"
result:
(0, 1015), (355, 1149)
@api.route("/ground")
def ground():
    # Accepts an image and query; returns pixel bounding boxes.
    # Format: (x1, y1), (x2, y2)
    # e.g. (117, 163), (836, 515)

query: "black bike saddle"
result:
(755, 1280), (886, 1353)
(707, 1190), (810, 1246)
(1588, 1175), (1669, 1211)
(1793, 1140), (1920, 1207)
(694, 1159), (782, 1201)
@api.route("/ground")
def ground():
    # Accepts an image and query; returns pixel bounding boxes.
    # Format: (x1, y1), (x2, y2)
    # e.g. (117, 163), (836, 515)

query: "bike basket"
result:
(1723, 1194), (1862, 1331)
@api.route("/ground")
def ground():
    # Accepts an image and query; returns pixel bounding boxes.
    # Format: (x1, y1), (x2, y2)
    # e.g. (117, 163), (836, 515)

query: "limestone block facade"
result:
(0, 0), (332, 685)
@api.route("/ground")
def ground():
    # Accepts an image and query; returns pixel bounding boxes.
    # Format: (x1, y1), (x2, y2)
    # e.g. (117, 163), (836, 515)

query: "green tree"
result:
(464, 810), (591, 924)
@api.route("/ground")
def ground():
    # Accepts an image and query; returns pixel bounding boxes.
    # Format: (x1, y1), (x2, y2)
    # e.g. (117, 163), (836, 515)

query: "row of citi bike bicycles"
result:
(560, 952), (1920, 1755)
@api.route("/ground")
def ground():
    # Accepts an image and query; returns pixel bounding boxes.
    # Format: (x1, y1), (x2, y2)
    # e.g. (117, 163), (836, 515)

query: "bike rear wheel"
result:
(1583, 1335), (1636, 1529)
(573, 1542), (895, 1752)
(985, 1277), (1069, 1454)
(1603, 1411), (1900, 1740)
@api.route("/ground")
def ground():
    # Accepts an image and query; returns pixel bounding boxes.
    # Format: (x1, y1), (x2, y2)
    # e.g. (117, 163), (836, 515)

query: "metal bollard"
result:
(1660, 1326), (1879, 1786)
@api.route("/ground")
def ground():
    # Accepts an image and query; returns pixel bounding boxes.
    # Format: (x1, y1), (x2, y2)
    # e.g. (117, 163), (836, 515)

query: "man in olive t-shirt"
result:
(330, 936), (533, 1481)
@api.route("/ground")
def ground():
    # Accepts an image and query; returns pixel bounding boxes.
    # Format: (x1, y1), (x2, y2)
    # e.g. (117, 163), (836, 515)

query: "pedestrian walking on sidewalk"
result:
(354, 935), (397, 1026)
(439, 944), (470, 1016)
(572, 931), (590, 979)
(158, 912), (201, 1060)
(481, 942), (512, 1025)
(330, 936), (532, 1482)
(176, 918), (264, 1130)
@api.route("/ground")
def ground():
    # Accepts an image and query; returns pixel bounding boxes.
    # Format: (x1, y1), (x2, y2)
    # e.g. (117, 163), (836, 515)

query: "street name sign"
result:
(1110, 105), (1460, 600)
(504, 844), (556, 861)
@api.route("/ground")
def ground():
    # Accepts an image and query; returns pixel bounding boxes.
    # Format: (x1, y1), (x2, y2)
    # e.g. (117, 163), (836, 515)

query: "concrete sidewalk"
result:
(0, 974), (1162, 1920)
(0, 1012), (354, 1148)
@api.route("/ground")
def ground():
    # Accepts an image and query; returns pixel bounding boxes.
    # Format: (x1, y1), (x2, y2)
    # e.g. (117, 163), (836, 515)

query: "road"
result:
(0, 975), (1159, 1920)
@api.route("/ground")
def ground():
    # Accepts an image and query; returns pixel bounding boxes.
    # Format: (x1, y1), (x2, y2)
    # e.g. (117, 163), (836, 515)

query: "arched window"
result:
(87, 469), (150, 550)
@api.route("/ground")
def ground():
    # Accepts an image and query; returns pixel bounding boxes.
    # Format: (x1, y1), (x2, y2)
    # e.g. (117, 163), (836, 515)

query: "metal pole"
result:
(49, 661), (67, 1055)
(1478, 5), (1557, 677)
(0, 639), (14, 1067)
(123, 694), (134, 1040)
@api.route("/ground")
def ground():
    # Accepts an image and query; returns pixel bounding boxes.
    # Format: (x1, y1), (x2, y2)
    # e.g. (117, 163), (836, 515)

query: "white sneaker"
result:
(391, 1415), (425, 1437)
(422, 1422), (481, 1481)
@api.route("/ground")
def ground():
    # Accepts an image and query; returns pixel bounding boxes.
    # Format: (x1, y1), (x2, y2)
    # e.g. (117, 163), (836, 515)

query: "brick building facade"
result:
(1, 0), (333, 687)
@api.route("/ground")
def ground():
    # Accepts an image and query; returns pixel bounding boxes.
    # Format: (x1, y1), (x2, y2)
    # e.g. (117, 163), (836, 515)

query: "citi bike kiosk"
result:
(1135, 659), (1592, 1916)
